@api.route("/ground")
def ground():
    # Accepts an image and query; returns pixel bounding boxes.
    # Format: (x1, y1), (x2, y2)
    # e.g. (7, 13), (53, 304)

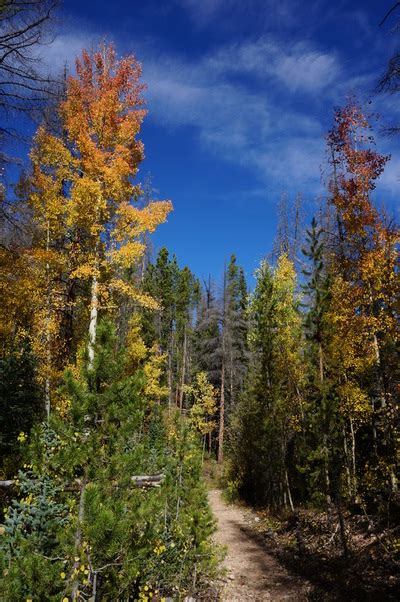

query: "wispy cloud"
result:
(40, 15), (396, 198)
(38, 30), (101, 75)
(142, 36), (352, 192)
(205, 38), (341, 93)
(177, 0), (310, 30)
(177, 0), (228, 21)
(278, 45), (339, 92)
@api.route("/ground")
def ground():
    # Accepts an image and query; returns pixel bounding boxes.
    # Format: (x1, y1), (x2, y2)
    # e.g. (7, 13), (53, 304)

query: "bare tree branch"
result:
(0, 0), (61, 164)
(379, 2), (400, 27)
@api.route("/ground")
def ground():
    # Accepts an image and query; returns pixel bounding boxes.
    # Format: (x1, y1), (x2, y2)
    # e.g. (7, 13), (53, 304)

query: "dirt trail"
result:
(209, 489), (309, 601)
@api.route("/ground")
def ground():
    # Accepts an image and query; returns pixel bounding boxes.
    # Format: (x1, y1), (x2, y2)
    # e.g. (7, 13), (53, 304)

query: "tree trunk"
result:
(285, 468), (294, 512)
(371, 323), (396, 494)
(72, 479), (86, 600)
(167, 323), (175, 407)
(178, 327), (187, 410)
(319, 342), (324, 385)
(336, 494), (349, 562)
(319, 343), (331, 505)
(343, 426), (352, 498)
(218, 261), (226, 465)
(218, 363), (225, 464)
(168, 349), (173, 407)
(45, 220), (51, 420)
(349, 417), (357, 497)
(323, 434), (331, 506)
(87, 271), (98, 370)
(88, 196), (102, 370)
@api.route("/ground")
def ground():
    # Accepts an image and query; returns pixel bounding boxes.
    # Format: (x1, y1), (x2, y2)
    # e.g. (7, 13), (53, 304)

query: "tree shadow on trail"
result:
(228, 520), (309, 600)
(241, 522), (400, 602)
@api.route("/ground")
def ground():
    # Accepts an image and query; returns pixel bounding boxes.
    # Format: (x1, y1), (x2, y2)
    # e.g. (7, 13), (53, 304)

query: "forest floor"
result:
(208, 485), (400, 601)
(209, 488), (310, 601)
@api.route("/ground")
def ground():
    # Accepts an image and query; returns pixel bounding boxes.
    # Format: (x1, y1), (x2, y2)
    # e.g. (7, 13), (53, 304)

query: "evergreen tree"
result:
(218, 256), (249, 464)
(141, 248), (200, 408)
(193, 277), (222, 390)
(228, 260), (277, 504)
(228, 255), (303, 508)
(300, 218), (339, 505)
(192, 278), (221, 456)
(0, 341), (43, 474)
(224, 255), (249, 411)
(0, 320), (219, 600)
(175, 266), (201, 408)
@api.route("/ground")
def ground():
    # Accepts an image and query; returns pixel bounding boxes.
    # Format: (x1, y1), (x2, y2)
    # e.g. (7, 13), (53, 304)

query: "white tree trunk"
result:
(285, 468), (294, 512)
(45, 220), (51, 419)
(87, 272), (98, 370)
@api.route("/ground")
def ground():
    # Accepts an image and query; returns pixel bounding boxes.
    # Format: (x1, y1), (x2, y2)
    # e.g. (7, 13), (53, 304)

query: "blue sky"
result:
(38, 1), (400, 281)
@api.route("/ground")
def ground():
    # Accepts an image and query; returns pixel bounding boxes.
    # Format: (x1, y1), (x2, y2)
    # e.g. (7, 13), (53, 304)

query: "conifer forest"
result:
(0, 1), (399, 601)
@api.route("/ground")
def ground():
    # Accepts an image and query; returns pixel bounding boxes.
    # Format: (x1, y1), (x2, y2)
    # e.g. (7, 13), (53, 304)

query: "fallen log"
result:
(0, 480), (14, 488)
(0, 474), (166, 491)
(131, 474), (165, 488)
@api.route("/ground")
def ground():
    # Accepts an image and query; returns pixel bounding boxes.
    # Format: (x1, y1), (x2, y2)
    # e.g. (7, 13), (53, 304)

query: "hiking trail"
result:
(209, 489), (310, 601)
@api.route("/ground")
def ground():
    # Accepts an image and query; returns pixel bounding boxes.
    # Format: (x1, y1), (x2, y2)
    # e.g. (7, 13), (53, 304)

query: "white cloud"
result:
(377, 155), (400, 194)
(278, 45), (339, 92)
(38, 31), (101, 75)
(251, 138), (324, 182)
(142, 37), (338, 191)
(42, 26), (376, 196)
(205, 38), (340, 93)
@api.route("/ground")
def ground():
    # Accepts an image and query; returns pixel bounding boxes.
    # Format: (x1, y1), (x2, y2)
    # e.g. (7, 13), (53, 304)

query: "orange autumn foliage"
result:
(327, 101), (399, 346)
(24, 43), (172, 402)
(327, 101), (399, 476)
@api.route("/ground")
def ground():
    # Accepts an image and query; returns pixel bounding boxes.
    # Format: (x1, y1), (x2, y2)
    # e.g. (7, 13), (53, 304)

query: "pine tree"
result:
(228, 260), (276, 504)
(218, 256), (249, 464)
(224, 255), (249, 411)
(141, 248), (200, 408)
(0, 320), (219, 600)
(175, 266), (200, 409)
(301, 217), (338, 505)
(193, 277), (222, 390)
(228, 255), (303, 508)
(0, 340), (43, 474)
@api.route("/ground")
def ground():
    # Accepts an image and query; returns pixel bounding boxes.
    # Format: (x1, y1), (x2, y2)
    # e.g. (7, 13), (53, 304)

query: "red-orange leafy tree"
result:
(327, 101), (399, 498)
(27, 44), (172, 411)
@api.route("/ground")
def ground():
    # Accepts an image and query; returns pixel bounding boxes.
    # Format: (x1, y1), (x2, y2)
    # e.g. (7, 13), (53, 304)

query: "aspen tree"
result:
(327, 101), (399, 494)
(29, 44), (172, 381)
